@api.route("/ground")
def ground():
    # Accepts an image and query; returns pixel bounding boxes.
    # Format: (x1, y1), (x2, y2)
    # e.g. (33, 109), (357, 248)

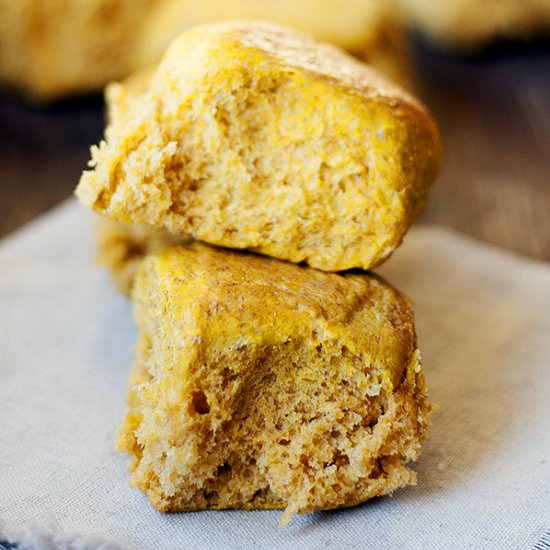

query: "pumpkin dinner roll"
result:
(77, 21), (441, 272)
(116, 243), (432, 521)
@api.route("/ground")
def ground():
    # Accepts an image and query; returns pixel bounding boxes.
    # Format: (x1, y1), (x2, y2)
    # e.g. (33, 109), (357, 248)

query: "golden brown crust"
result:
(117, 243), (431, 517)
(77, 21), (441, 271)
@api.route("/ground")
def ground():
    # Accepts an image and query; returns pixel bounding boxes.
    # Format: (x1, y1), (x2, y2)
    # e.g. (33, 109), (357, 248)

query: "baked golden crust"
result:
(77, 21), (440, 271)
(117, 243), (431, 518)
(396, 0), (550, 48)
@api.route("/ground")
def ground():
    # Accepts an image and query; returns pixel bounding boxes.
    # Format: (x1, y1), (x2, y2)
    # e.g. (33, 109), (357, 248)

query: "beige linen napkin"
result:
(0, 200), (548, 549)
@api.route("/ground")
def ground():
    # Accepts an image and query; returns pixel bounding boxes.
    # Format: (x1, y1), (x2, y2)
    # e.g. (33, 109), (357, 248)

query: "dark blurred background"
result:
(1, 34), (549, 261)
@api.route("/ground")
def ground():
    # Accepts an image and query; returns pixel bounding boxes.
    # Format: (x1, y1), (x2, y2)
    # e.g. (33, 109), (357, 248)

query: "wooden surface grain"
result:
(411, 38), (550, 261)
(1, 37), (549, 261)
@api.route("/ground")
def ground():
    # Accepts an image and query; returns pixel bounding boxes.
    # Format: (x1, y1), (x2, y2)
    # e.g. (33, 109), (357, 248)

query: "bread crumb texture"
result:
(117, 243), (432, 517)
(77, 21), (441, 271)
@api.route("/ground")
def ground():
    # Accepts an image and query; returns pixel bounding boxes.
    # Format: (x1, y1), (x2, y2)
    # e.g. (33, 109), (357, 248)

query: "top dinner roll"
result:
(76, 21), (441, 271)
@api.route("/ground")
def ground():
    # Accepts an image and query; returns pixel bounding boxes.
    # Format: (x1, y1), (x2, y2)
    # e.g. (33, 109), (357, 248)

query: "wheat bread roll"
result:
(117, 242), (432, 521)
(77, 21), (441, 271)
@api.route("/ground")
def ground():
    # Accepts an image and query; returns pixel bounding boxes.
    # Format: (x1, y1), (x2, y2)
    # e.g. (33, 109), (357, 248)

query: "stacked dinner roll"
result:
(76, 22), (440, 523)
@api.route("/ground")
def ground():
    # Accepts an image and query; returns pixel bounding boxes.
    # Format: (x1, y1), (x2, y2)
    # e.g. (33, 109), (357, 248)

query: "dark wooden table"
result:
(411, 38), (550, 261)
(2, 37), (549, 261)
